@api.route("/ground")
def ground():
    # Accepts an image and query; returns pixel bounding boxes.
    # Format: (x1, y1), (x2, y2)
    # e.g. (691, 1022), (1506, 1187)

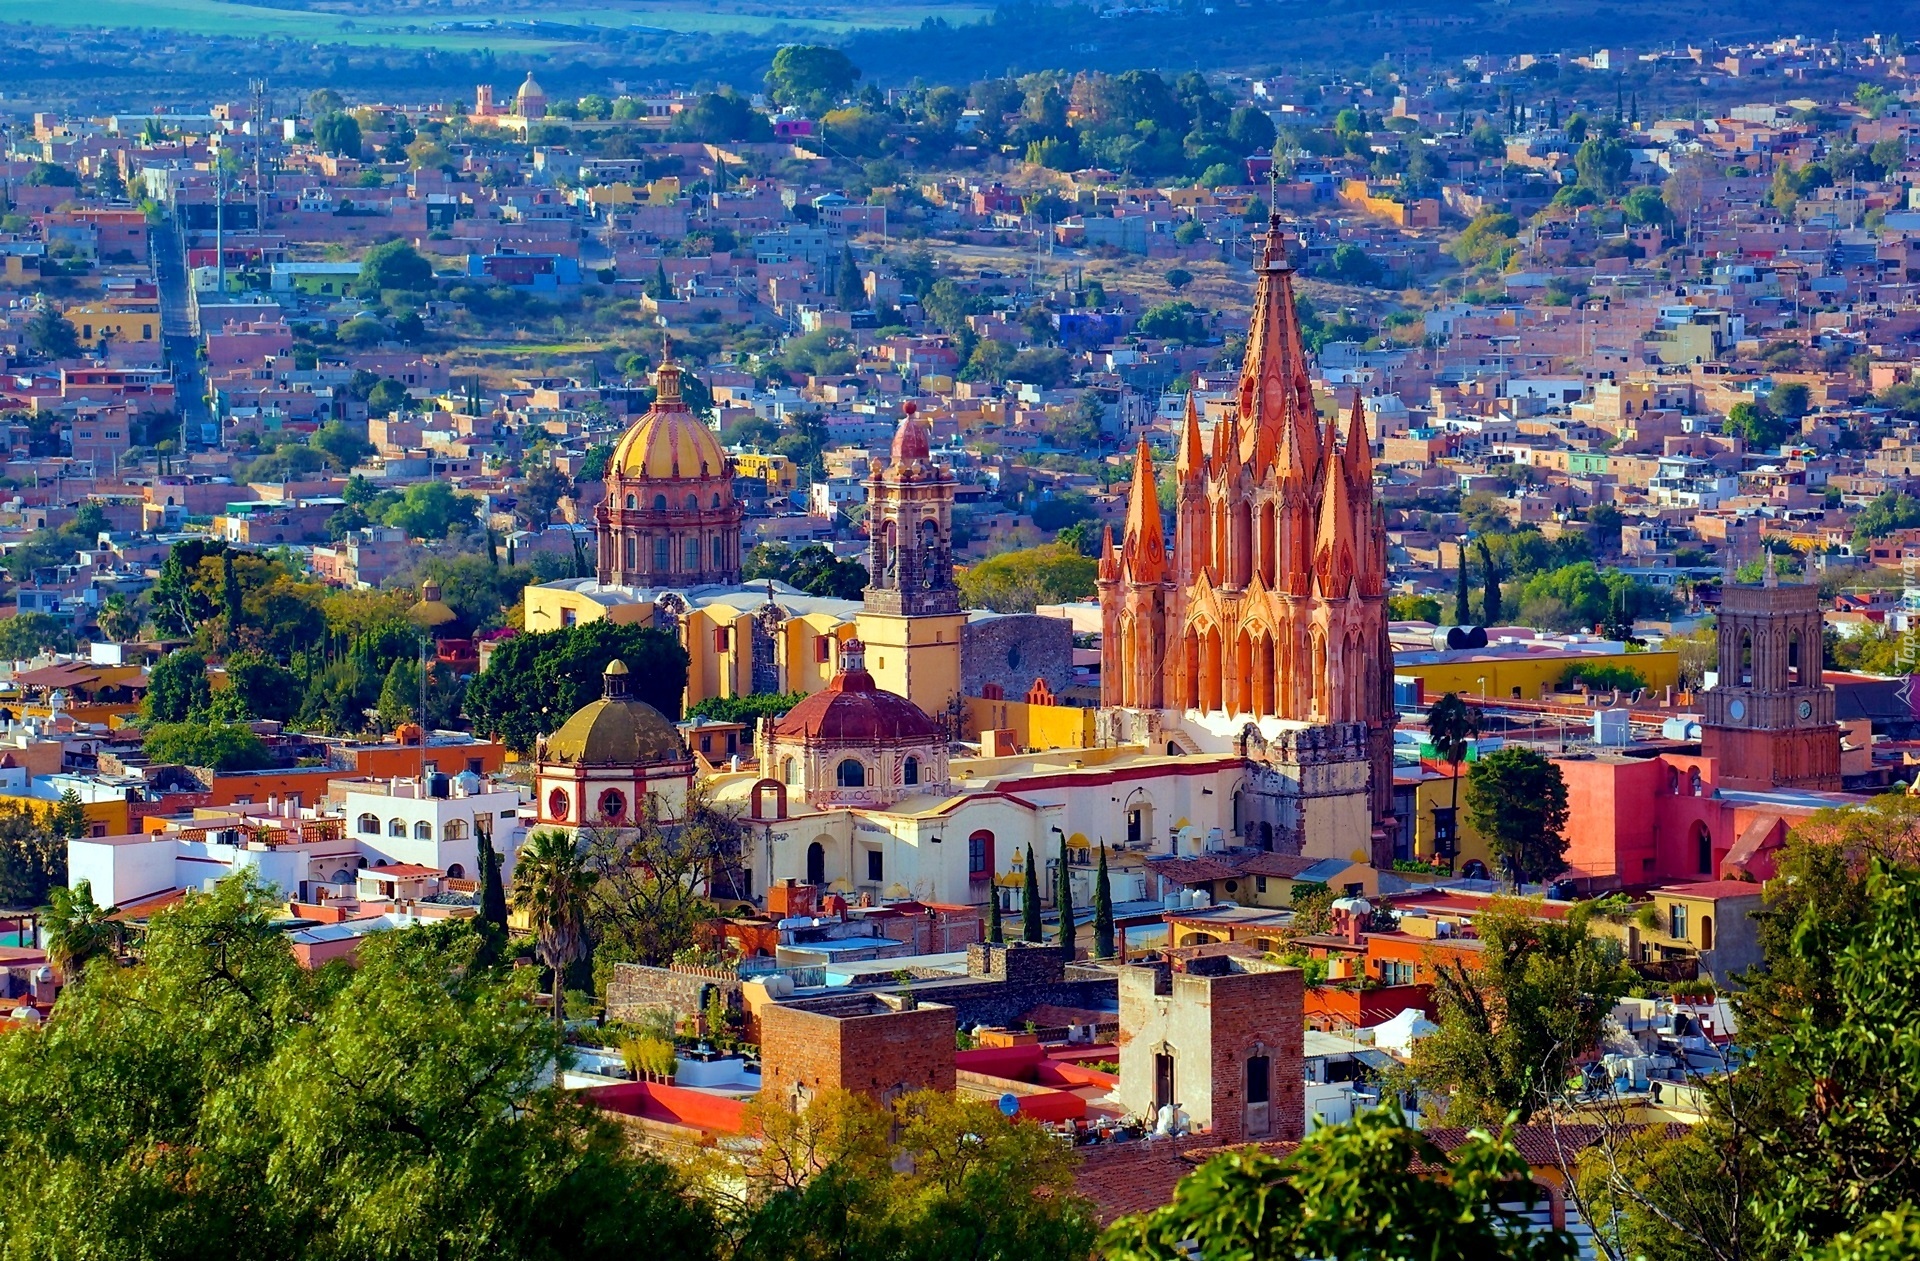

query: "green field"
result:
(26, 0), (989, 47)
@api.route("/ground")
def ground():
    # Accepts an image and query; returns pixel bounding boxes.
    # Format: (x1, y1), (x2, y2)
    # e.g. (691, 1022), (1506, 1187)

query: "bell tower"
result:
(857, 404), (965, 724)
(1700, 560), (1841, 791)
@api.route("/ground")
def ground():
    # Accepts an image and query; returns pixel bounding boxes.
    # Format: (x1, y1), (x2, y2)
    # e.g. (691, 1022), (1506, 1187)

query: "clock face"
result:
(1727, 699), (1745, 721)
(1799, 700), (1813, 719)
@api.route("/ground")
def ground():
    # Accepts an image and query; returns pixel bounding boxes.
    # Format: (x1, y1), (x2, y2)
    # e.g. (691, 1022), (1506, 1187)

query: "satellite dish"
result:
(997, 1093), (1020, 1118)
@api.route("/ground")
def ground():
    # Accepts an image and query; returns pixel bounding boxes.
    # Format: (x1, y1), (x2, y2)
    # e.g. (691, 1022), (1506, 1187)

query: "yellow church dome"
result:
(610, 360), (729, 482)
(543, 661), (688, 766)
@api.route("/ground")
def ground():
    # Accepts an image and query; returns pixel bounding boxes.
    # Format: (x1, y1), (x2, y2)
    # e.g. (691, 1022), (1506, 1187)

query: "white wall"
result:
(68, 838), (177, 908)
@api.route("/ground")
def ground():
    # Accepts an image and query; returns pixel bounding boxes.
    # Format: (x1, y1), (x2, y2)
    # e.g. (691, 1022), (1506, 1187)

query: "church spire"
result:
(1121, 438), (1166, 584)
(1238, 206), (1319, 483)
(1176, 392), (1206, 485)
(1342, 394), (1373, 489)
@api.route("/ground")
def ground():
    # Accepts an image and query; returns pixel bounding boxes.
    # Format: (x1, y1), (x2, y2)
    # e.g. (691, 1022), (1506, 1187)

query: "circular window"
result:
(598, 789), (627, 821)
(1224, 880), (1239, 894)
(547, 787), (570, 820)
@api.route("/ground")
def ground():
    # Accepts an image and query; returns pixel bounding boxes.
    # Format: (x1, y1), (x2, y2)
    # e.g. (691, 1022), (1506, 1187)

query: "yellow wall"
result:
(1407, 771), (1495, 873)
(522, 585), (656, 634)
(963, 695), (1096, 752)
(63, 307), (158, 343)
(733, 452), (799, 492)
(857, 610), (964, 724)
(0, 793), (129, 837)
(777, 613), (855, 699)
(683, 604), (756, 709)
(1397, 649), (1679, 704)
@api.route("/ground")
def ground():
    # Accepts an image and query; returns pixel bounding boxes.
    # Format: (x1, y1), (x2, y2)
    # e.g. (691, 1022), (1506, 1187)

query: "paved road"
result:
(152, 218), (208, 449)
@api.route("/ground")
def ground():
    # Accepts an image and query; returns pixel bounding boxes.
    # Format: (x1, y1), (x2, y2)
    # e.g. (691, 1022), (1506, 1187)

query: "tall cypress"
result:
(1479, 538), (1503, 626)
(986, 884), (1003, 945)
(1021, 844), (1042, 943)
(473, 832), (508, 968)
(1056, 833), (1077, 960)
(221, 551), (243, 633)
(1455, 543), (1472, 626)
(1093, 844), (1116, 960)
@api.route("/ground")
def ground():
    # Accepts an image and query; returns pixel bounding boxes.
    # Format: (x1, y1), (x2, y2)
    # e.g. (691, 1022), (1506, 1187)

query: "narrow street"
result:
(151, 217), (209, 448)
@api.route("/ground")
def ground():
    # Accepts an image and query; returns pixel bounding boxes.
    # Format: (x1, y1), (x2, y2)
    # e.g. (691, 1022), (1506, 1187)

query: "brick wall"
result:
(759, 993), (956, 1106)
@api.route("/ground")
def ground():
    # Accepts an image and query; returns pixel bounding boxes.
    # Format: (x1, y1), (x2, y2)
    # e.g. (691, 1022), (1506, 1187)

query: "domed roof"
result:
(610, 360), (729, 483)
(544, 660), (688, 766)
(770, 640), (943, 746)
(517, 71), (546, 101)
(891, 403), (930, 465)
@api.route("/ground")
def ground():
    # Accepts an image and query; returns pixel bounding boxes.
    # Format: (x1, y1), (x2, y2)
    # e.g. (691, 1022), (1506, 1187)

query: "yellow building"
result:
(61, 305), (158, 345)
(732, 451), (799, 494)
(1394, 646), (1679, 705)
(1403, 767), (1495, 874)
(963, 693), (1096, 753)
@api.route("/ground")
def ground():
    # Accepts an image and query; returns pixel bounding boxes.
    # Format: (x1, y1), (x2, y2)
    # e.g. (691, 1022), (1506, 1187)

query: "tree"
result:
(143, 649), (211, 722)
(1135, 300), (1207, 343)
(1464, 746), (1570, 887)
(1164, 267), (1193, 291)
(382, 480), (477, 539)
(1104, 1104), (1577, 1260)
(312, 111), (363, 158)
(43, 879), (117, 982)
(49, 788), (86, 841)
(836, 245), (865, 311)
(1055, 832), (1076, 958)
(221, 550), (243, 632)
(582, 789), (746, 982)
(511, 829), (598, 1026)
(142, 722), (272, 771)
(957, 545), (1098, 612)
(1092, 843), (1115, 959)
(1411, 898), (1630, 1125)
(767, 46), (860, 111)
(355, 239), (434, 296)
(1388, 593), (1441, 622)
(0, 875), (718, 1260)
(1573, 137), (1631, 195)
(1455, 544), (1472, 625)
(0, 611), (75, 660)
(0, 808), (62, 909)
(464, 621), (690, 754)
(473, 829), (509, 967)
(95, 593), (140, 643)
(1021, 843), (1042, 943)
(1426, 692), (1480, 869)
(23, 308), (79, 360)
(986, 882), (1003, 945)
(519, 464), (572, 531)
(1768, 380), (1811, 420)
(1479, 537), (1504, 625)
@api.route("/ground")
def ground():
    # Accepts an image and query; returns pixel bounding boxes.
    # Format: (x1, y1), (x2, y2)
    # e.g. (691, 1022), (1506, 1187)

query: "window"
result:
(969, 832), (990, 876)
(783, 757), (798, 785)
(388, 818), (406, 837)
(685, 536), (700, 571)
(1380, 960), (1417, 986)
(1669, 904), (1688, 940)
(414, 820), (433, 840)
(624, 537), (636, 569)
(599, 788), (627, 821)
(1256, 875), (1268, 894)
(837, 759), (866, 788)
(547, 788), (570, 820)
(903, 756), (920, 785)
(686, 494), (699, 512)
(624, 493), (636, 509)
(712, 493), (722, 508)
(1246, 1055), (1270, 1104)
(867, 850), (883, 882)
(444, 819), (468, 841)
(653, 537), (669, 570)
(713, 535), (725, 568)
(653, 494), (667, 511)
(815, 636), (831, 663)
(446, 864), (464, 879)
(357, 813), (380, 834)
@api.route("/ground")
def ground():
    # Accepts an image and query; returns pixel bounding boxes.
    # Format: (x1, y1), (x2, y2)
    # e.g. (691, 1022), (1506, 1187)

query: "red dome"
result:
(890, 411), (931, 465)
(770, 641), (942, 746)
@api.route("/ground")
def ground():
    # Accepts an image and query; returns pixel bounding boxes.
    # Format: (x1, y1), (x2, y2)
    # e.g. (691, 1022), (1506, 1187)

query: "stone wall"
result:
(759, 992), (957, 1106)
(962, 613), (1073, 699)
(603, 962), (741, 1029)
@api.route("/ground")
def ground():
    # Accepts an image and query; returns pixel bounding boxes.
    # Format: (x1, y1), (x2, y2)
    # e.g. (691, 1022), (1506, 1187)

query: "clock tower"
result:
(1700, 562), (1841, 791)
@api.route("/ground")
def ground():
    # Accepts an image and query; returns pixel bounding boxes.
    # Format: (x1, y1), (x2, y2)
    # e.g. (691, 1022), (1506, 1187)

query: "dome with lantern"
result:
(535, 660), (697, 829)
(758, 638), (949, 809)
(594, 358), (744, 591)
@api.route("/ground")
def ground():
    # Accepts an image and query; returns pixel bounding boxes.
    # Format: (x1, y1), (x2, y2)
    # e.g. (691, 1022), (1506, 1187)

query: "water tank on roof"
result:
(1594, 708), (1632, 747)
(453, 770), (482, 798)
(1431, 625), (1490, 652)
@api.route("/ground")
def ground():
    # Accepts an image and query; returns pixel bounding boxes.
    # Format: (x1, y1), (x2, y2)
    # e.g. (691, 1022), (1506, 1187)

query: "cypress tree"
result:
(1093, 843), (1115, 960)
(1479, 538), (1503, 626)
(1021, 844), (1042, 943)
(221, 551), (243, 633)
(1056, 833), (1076, 959)
(986, 883), (1003, 944)
(1455, 543), (1472, 625)
(473, 832), (509, 967)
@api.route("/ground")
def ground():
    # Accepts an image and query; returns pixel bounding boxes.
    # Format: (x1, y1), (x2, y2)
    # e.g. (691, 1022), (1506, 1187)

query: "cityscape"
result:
(0, 10), (1917, 1260)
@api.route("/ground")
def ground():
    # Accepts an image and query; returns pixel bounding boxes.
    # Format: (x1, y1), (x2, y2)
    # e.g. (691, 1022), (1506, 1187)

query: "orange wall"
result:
(351, 742), (508, 777)
(207, 767), (343, 807)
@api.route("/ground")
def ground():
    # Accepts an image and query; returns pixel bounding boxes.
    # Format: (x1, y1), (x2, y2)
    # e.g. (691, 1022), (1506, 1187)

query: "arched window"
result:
(903, 755), (920, 785)
(837, 759), (866, 788)
(446, 863), (465, 880)
(711, 492), (721, 508)
(444, 819), (468, 841)
(806, 841), (825, 885)
(1700, 915), (1714, 950)
(653, 537), (669, 570)
(686, 493), (699, 512)
(598, 788), (627, 821)
(653, 494), (667, 511)
(783, 756), (798, 785)
(1787, 630), (1801, 686)
(684, 536), (700, 571)
(388, 818), (406, 837)
(1696, 822), (1712, 873)
(547, 787), (570, 820)
(414, 820), (433, 840)
(357, 813), (381, 834)
(1689, 767), (1703, 797)
(1739, 632), (1752, 686)
(624, 493), (636, 509)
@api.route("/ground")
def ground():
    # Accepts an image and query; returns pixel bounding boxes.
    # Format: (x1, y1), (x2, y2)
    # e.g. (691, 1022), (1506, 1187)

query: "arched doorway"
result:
(1700, 915), (1713, 951)
(806, 841), (825, 886)
(1693, 821), (1712, 874)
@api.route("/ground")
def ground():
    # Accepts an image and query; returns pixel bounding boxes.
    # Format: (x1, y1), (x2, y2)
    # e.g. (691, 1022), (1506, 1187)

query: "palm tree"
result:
(510, 829), (597, 1026)
(1427, 692), (1481, 874)
(44, 881), (118, 983)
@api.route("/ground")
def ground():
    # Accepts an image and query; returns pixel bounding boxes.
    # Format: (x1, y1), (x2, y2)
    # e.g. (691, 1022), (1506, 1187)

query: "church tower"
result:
(1098, 210), (1395, 861)
(857, 404), (965, 725)
(1701, 560), (1841, 791)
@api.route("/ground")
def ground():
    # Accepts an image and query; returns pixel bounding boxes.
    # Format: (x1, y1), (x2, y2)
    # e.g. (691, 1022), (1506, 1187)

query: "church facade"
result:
(1098, 217), (1395, 866)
